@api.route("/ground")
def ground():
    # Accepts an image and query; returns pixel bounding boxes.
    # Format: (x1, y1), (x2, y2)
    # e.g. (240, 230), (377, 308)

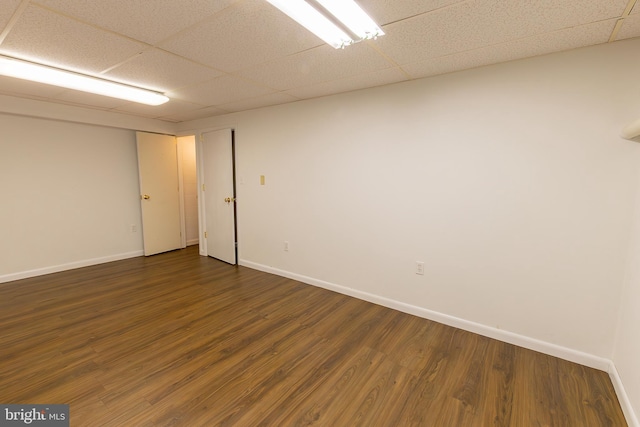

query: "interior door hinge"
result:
(202, 184), (205, 191)
(204, 231), (208, 238)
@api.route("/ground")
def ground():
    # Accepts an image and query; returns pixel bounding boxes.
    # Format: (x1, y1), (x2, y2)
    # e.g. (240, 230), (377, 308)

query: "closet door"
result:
(136, 131), (182, 256)
(201, 128), (236, 264)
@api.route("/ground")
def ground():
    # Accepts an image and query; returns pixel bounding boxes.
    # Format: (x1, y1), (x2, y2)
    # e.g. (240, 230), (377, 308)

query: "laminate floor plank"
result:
(0, 247), (627, 426)
(478, 340), (516, 427)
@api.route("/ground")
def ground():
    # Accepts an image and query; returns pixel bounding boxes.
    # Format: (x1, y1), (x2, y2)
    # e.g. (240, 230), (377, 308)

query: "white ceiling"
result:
(0, 0), (638, 123)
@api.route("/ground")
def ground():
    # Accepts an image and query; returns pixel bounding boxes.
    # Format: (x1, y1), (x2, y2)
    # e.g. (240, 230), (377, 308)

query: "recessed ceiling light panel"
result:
(314, 0), (384, 41)
(265, 0), (384, 49)
(266, 0), (352, 48)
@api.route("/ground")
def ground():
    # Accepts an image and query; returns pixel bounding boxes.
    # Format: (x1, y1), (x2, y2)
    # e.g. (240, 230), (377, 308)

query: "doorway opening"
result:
(177, 135), (199, 248)
(136, 131), (237, 264)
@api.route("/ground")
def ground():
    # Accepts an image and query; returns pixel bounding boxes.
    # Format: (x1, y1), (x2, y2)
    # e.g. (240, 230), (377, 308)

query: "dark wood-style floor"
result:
(0, 246), (626, 426)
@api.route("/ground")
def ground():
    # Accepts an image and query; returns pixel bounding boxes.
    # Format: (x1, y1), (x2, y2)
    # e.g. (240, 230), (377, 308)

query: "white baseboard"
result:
(186, 239), (199, 246)
(0, 250), (144, 284)
(609, 362), (640, 427)
(240, 260), (640, 423)
(239, 259), (610, 371)
(2, 255), (634, 425)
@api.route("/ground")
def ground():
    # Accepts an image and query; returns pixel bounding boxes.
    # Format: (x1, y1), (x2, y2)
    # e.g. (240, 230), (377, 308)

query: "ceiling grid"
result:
(0, 0), (636, 123)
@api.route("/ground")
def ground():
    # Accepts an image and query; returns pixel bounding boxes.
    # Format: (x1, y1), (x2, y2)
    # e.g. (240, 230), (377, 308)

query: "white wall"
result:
(613, 162), (640, 425)
(0, 37), (637, 422)
(0, 114), (144, 280)
(179, 39), (640, 365)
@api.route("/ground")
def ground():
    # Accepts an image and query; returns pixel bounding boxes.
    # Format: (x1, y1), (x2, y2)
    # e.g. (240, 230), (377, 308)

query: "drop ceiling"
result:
(0, 0), (638, 123)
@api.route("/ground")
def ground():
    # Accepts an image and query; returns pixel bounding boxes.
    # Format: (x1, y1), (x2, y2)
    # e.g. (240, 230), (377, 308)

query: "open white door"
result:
(136, 131), (182, 256)
(201, 129), (236, 264)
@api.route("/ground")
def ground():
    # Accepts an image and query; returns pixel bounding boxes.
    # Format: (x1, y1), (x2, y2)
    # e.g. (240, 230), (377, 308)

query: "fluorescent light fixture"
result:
(265, 0), (383, 49)
(0, 55), (169, 106)
(266, 0), (352, 48)
(315, 0), (384, 41)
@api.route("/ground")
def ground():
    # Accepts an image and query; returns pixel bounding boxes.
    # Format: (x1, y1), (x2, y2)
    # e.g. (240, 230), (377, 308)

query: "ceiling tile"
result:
(375, 0), (628, 65)
(0, 76), (65, 100)
(402, 20), (616, 79)
(218, 92), (300, 112)
(160, 0), (322, 72)
(160, 105), (230, 122)
(618, 14), (640, 40)
(0, 5), (147, 73)
(105, 49), (222, 92)
(168, 74), (275, 106)
(33, 0), (238, 45)
(237, 42), (393, 91)
(286, 67), (409, 100)
(29, 98), (116, 112)
(112, 98), (205, 119)
(356, 0), (465, 25)
(0, 1), (22, 34)
(0, 0), (635, 123)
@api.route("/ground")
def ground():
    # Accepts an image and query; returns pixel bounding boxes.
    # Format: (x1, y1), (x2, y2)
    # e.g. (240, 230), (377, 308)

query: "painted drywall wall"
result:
(0, 114), (143, 279)
(178, 135), (199, 246)
(613, 163), (640, 425)
(179, 38), (640, 361)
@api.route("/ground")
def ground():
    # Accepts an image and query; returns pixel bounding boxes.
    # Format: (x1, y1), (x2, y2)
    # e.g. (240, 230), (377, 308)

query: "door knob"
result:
(224, 197), (235, 203)
(141, 194), (151, 200)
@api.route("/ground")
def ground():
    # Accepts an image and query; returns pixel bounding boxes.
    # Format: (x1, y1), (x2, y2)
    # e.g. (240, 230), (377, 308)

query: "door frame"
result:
(195, 127), (238, 262)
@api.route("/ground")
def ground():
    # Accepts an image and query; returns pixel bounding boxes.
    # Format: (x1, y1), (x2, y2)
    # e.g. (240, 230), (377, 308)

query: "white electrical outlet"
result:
(130, 224), (137, 233)
(284, 241), (289, 251)
(416, 261), (424, 275)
